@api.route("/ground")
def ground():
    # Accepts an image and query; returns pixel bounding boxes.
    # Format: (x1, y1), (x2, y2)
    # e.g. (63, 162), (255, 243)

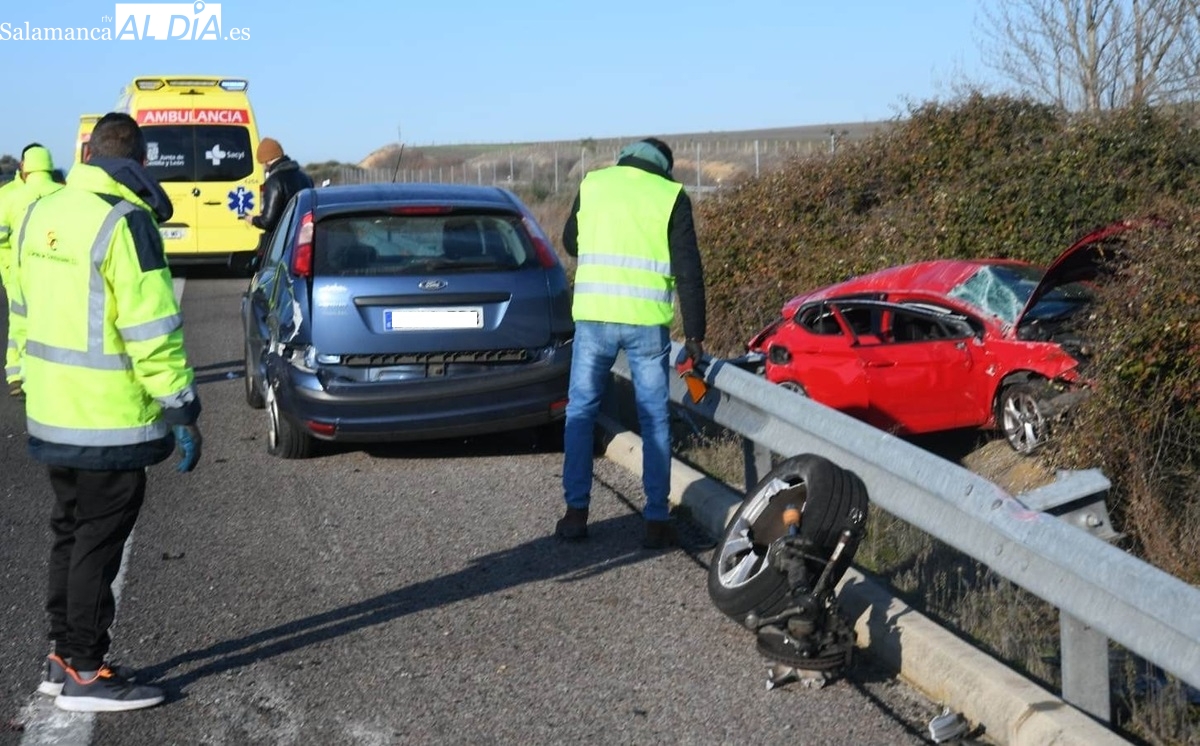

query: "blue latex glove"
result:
(173, 424), (203, 473)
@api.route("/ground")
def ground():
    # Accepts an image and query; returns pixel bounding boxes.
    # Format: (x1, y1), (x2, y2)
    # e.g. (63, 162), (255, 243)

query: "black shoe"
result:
(55, 664), (164, 712)
(39, 654), (138, 697)
(642, 519), (677, 550)
(555, 507), (589, 540)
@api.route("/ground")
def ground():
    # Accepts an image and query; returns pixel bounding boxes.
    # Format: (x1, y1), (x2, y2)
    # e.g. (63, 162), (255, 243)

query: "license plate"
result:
(384, 307), (483, 331)
(160, 227), (187, 240)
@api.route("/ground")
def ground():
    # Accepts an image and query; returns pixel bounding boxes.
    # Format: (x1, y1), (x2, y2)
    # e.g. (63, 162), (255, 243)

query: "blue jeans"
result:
(563, 321), (672, 522)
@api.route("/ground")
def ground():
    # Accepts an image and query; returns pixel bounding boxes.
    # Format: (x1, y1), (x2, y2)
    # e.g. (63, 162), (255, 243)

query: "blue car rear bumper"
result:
(268, 351), (571, 442)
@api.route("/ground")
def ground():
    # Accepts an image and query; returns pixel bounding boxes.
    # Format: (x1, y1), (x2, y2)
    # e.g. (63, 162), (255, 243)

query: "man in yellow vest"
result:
(0, 144), (65, 397)
(0, 148), (31, 394)
(557, 138), (707, 550)
(16, 112), (202, 712)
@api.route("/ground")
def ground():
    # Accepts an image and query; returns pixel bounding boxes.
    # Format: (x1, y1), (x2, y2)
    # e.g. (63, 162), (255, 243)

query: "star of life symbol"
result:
(227, 186), (254, 216)
(206, 144), (227, 165)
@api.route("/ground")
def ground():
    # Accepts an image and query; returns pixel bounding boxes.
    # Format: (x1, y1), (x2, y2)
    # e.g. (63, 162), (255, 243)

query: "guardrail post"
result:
(1061, 612), (1112, 724)
(743, 439), (772, 494)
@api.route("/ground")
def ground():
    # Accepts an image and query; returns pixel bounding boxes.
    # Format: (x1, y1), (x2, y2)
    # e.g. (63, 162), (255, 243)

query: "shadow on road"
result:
(141, 512), (655, 696)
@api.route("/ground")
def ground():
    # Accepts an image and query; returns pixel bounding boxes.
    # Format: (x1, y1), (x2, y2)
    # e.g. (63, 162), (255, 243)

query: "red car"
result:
(746, 221), (1151, 453)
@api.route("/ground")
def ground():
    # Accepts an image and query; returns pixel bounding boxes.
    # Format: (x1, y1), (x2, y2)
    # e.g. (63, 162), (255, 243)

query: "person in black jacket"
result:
(245, 137), (313, 257)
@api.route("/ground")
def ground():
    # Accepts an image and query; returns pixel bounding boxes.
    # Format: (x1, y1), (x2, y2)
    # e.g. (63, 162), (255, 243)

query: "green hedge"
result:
(694, 93), (1200, 580)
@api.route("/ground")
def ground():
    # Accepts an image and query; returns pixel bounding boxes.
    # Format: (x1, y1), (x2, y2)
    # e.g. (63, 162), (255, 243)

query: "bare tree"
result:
(978, 0), (1200, 110)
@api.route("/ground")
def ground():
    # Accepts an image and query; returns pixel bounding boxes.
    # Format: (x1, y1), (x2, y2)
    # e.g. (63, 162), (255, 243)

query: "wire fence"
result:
(319, 135), (864, 196)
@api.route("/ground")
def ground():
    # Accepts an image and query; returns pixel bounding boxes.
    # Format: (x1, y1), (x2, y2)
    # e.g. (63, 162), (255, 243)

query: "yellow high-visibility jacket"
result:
(17, 161), (198, 469)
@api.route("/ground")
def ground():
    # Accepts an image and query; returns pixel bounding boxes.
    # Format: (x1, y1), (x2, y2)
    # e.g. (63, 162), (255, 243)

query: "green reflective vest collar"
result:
(573, 165), (682, 327)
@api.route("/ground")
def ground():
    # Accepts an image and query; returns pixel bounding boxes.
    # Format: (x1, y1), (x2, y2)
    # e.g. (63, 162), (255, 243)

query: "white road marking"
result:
(19, 276), (188, 744)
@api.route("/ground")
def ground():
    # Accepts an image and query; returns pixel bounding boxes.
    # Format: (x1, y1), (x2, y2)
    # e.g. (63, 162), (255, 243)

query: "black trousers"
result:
(46, 466), (146, 671)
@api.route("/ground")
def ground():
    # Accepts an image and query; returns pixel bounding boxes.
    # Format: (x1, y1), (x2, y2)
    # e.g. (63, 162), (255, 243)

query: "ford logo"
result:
(418, 279), (448, 291)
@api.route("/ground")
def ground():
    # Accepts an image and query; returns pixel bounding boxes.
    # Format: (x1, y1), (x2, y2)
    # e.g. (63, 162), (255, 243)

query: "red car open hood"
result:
(1016, 218), (1164, 326)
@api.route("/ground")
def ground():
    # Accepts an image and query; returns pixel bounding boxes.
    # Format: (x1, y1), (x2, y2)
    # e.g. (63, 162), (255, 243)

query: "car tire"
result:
(707, 454), (868, 627)
(266, 380), (313, 459)
(779, 380), (808, 396)
(999, 380), (1053, 455)
(244, 339), (265, 410)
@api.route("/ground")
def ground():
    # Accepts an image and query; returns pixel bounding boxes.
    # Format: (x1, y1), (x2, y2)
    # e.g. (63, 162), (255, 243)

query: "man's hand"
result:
(242, 214), (256, 225)
(684, 338), (705, 366)
(173, 424), (203, 473)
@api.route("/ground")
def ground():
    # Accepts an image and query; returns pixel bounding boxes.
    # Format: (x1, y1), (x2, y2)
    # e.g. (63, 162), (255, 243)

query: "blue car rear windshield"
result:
(314, 214), (537, 275)
(948, 264), (1092, 324)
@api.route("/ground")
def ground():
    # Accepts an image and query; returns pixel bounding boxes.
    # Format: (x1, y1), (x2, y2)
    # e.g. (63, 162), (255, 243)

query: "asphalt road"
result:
(1, 274), (938, 745)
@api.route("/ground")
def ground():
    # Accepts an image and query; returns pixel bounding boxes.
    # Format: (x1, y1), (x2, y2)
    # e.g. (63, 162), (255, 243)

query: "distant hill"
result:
(317, 120), (894, 192)
(356, 121), (891, 169)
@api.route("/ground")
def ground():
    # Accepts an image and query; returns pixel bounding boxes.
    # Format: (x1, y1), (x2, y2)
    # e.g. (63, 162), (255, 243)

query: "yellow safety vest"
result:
(572, 165), (682, 327)
(0, 177), (24, 281)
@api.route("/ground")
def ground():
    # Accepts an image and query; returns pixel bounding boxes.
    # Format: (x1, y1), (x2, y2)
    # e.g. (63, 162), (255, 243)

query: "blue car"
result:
(241, 183), (574, 458)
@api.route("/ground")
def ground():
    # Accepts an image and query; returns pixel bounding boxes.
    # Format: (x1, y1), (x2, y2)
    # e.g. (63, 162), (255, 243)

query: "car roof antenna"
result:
(390, 124), (405, 183)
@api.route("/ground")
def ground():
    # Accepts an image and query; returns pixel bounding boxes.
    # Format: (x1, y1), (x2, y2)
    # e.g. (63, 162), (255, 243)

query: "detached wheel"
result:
(999, 381), (1053, 455)
(244, 339), (265, 409)
(708, 454), (868, 626)
(266, 381), (312, 459)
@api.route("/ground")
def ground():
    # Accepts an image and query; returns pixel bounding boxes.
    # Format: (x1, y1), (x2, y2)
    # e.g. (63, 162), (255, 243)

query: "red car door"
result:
(852, 308), (980, 434)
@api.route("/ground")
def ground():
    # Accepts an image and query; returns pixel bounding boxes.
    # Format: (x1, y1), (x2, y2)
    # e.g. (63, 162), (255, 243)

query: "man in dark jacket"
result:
(245, 137), (313, 256)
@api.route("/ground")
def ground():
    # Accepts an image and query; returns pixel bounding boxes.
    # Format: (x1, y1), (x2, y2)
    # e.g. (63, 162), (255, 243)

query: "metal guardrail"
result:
(612, 342), (1200, 725)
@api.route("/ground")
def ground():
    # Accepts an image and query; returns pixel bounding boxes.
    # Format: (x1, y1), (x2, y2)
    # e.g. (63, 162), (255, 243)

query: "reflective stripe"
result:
(120, 313), (182, 342)
(16, 200), (38, 266)
(155, 382), (197, 410)
(573, 281), (674, 304)
(88, 202), (139, 358)
(5, 365), (18, 377)
(5, 339), (14, 350)
(26, 340), (131, 370)
(577, 253), (672, 275)
(10, 301), (26, 317)
(27, 416), (169, 446)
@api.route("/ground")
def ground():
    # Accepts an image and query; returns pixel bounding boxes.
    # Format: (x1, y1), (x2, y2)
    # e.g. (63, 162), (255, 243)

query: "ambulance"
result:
(115, 76), (264, 269)
(76, 113), (102, 165)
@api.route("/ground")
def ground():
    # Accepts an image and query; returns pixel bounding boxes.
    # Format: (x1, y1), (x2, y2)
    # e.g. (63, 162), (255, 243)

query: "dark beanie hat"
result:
(617, 138), (674, 174)
(641, 137), (673, 172)
(256, 137), (284, 164)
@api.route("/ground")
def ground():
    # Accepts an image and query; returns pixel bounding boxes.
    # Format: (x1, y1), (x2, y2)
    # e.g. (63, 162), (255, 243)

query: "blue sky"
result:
(0, 0), (995, 168)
